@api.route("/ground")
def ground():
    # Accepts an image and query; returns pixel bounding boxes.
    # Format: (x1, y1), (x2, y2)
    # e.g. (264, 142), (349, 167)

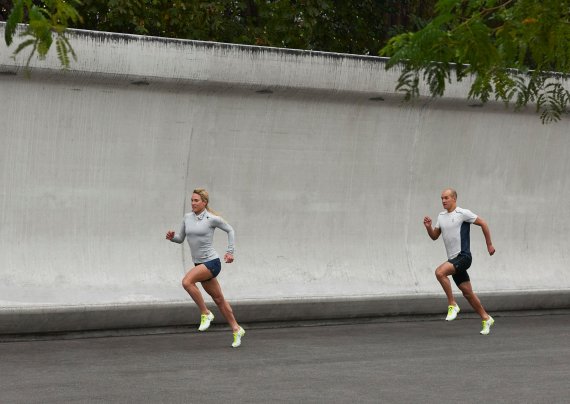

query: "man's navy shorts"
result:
(449, 253), (472, 286)
(195, 258), (222, 278)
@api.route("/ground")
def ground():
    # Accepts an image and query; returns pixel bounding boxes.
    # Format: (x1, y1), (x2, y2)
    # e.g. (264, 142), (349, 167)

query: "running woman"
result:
(166, 188), (245, 347)
(423, 188), (496, 335)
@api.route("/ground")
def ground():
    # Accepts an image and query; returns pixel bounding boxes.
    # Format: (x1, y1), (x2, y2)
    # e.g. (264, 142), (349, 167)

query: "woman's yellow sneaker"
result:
(480, 316), (495, 335)
(198, 312), (215, 331)
(232, 327), (245, 348)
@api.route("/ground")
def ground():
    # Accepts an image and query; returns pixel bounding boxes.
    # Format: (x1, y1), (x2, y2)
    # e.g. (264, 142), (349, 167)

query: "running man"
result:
(166, 188), (245, 347)
(423, 188), (496, 335)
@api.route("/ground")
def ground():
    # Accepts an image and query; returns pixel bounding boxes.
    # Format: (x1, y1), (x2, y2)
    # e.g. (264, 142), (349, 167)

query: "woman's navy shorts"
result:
(448, 253), (472, 286)
(195, 258), (222, 278)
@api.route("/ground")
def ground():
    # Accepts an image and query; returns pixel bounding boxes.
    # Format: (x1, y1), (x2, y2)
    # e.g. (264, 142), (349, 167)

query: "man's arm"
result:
(473, 217), (495, 255)
(423, 216), (441, 240)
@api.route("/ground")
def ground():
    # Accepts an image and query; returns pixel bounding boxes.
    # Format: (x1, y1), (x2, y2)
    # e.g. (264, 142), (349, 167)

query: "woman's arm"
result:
(166, 218), (186, 244)
(213, 217), (235, 262)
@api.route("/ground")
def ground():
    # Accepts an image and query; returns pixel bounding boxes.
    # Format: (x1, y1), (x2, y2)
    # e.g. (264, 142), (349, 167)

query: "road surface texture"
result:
(1, 311), (568, 403)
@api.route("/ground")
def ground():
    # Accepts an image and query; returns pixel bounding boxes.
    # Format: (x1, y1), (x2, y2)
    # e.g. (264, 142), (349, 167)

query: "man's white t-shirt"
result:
(435, 207), (478, 259)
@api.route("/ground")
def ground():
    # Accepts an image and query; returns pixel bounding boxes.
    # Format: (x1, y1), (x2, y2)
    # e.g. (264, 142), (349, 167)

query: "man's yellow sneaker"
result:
(445, 304), (460, 321)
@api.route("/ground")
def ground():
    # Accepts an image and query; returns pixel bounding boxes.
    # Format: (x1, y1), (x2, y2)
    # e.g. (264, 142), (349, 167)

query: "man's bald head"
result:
(442, 188), (457, 200)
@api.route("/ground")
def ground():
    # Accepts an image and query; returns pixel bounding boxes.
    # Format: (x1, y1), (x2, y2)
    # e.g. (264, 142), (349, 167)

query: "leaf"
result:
(60, 35), (77, 62)
(12, 38), (37, 56)
(5, 0), (25, 46)
(7, 0), (81, 70)
(424, 62), (450, 97)
(56, 36), (70, 68)
(395, 68), (420, 101)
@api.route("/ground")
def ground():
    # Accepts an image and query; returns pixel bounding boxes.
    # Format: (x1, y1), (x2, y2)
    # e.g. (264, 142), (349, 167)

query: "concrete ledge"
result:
(2, 290), (569, 335)
(0, 23), (475, 101)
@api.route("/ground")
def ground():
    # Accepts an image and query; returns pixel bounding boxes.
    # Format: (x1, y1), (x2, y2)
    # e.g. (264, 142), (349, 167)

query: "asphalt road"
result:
(1, 312), (569, 403)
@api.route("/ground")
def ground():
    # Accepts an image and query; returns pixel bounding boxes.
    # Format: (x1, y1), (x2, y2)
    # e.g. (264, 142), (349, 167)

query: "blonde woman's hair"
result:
(192, 188), (221, 216)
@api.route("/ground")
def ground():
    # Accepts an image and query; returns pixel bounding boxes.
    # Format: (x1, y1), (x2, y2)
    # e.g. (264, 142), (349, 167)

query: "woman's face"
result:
(191, 193), (207, 213)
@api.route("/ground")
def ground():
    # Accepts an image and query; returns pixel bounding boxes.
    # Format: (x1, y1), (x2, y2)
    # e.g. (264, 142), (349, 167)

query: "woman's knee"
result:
(206, 285), (226, 306)
(181, 276), (195, 290)
(212, 295), (225, 306)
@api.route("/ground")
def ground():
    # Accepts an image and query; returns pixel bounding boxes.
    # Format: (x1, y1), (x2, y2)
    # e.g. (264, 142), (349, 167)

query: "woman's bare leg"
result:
(181, 265), (213, 315)
(201, 277), (240, 332)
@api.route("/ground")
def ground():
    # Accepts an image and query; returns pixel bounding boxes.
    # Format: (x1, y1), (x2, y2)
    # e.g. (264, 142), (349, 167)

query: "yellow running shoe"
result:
(445, 304), (460, 321)
(198, 312), (214, 331)
(480, 316), (495, 335)
(232, 327), (245, 348)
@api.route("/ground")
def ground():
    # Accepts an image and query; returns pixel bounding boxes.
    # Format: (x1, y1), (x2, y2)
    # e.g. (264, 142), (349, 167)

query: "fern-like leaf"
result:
(55, 36), (70, 68)
(59, 35), (77, 62)
(5, 0), (25, 46)
(13, 38), (37, 55)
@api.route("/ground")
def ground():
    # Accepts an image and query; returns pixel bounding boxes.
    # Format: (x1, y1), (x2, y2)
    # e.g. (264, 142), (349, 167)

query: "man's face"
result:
(441, 190), (456, 211)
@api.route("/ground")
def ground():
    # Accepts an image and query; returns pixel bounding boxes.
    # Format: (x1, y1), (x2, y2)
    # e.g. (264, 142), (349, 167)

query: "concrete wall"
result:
(1, 25), (569, 334)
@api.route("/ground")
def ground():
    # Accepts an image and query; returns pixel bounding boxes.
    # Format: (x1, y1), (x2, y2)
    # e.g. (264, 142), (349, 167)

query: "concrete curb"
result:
(2, 290), (568, 335)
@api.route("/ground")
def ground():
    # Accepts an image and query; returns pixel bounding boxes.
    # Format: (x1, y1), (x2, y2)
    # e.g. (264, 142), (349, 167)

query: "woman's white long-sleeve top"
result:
(170, 210), (235, 263)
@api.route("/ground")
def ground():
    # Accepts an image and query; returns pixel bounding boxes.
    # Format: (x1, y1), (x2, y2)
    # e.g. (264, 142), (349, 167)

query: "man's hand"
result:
(224, 253), (234, 263)
(487, 244), (496, 256)
(424, 216), (440, 240)
(165, 231), (175, 240)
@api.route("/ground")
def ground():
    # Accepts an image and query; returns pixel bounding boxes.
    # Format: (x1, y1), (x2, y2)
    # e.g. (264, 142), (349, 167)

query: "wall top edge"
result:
(66, 25), (392, 64)
(0, 23), (507, 103)
(0, 22), (391, 66)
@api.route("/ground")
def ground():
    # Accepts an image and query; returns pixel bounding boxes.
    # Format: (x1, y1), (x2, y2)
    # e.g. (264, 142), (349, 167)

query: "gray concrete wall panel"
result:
(1, 25), (569, 333)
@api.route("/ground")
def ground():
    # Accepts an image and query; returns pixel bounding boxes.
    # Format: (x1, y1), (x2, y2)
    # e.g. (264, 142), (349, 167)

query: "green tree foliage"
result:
(3, 0), (81, 68)
(71, 0), (435, 56)
(381, 0), (570, 123)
